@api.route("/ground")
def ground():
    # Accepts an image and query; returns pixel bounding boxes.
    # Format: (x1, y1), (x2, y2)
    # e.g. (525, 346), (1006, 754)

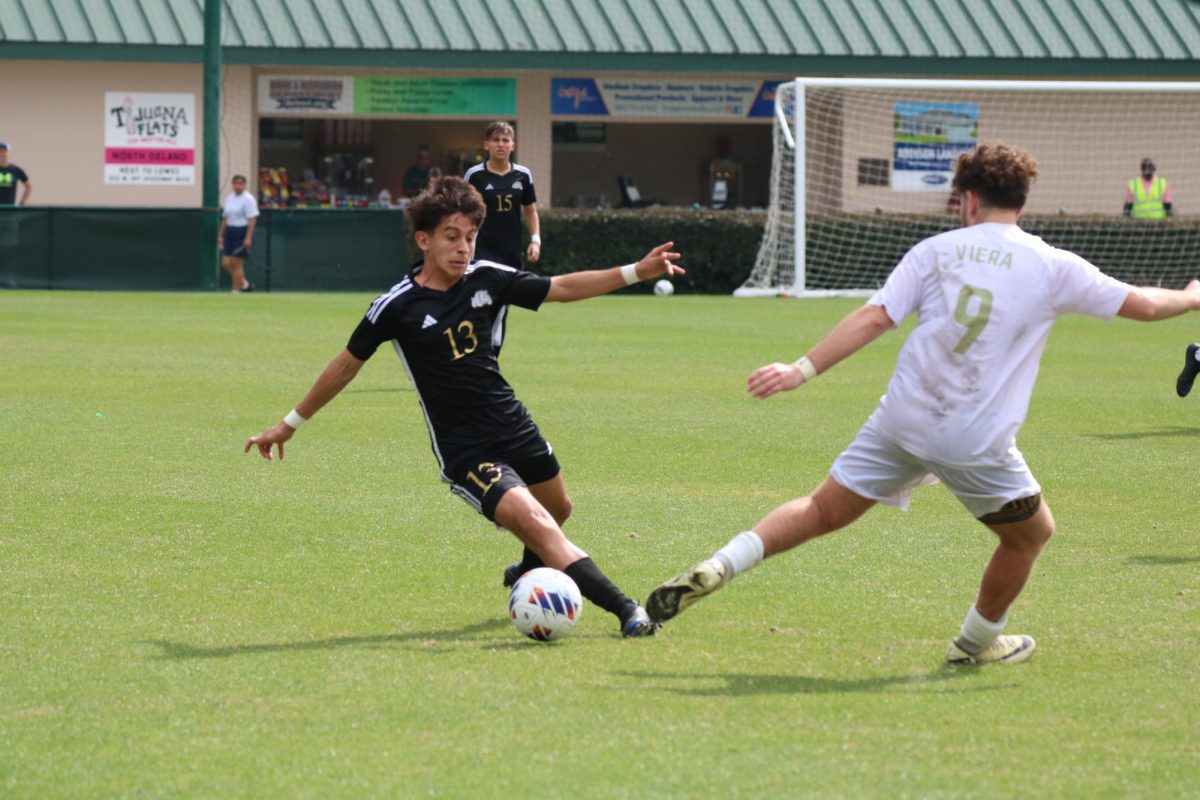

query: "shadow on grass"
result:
(618, 668), (1006, 696)
(1125, 554), (1200, 566)
(1086, 426), (1200, 441)
(143, 618), (515, 659)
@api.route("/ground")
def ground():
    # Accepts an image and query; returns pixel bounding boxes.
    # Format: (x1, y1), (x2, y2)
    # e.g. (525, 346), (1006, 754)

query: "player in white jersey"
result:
(646, 142), (1200, 664)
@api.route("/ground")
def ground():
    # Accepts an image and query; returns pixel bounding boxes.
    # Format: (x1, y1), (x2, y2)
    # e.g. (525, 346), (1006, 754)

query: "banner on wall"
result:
(257, 76), (516, 116)
(104, 92), (195, 185)
(259, 76), (355, 113)
(552, 77), (781, 119)
(892, 101), (978, 191)
(353, 77), (515, 115)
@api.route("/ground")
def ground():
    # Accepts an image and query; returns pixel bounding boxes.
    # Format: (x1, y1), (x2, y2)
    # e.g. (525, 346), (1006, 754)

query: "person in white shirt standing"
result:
(218, 174), (259, 293)
(646, 142), (1200, 665)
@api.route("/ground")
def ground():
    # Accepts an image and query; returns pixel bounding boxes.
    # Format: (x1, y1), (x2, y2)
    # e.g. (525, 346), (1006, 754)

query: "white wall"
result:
(0, 60), (254, 207)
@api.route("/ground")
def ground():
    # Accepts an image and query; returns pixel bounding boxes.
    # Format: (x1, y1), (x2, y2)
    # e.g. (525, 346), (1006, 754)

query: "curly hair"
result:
(406, 175), (486, 234)
(952, 142), (1039, 210)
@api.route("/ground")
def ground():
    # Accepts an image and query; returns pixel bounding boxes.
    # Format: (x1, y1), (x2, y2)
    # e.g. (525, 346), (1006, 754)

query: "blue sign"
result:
(748, 81), (783, 118)
(551, 78), (608, 116)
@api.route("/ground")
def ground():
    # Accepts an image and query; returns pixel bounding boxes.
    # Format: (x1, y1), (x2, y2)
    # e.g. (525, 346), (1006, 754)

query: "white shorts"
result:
(829, 421), (1041, 518)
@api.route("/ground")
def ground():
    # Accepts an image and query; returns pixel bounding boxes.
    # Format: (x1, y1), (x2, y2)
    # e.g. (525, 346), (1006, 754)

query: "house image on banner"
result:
(896, 109), (976, 142)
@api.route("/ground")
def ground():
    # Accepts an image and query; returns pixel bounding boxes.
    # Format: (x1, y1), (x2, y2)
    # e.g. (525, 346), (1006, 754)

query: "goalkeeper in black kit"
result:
(246, 176), (682, 637)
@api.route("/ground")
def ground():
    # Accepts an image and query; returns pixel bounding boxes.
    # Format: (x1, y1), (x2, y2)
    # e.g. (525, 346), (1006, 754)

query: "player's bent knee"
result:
(551, 496), (573, 526)
(977, 493), (1042, 526)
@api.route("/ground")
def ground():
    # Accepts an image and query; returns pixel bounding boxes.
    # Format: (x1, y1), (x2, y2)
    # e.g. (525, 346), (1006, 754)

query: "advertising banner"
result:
(104, 92), (195, 185)
(892, 101), (978, 191)
(353, 77), (515, 115)
(258, 76), (354, 113)
(257, 76), (515, 116)
(552, 77), (781, 119)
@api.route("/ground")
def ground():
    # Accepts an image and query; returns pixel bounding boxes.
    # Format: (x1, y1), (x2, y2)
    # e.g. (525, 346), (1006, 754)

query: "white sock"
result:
(713, 531), (764, 584)
(956, 605), (1008, 654)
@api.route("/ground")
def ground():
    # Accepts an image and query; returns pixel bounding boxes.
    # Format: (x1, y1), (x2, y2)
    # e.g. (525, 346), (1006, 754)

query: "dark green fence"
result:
(0, 207), (411, 291)
(0, 207), (207, 290)
(249, 208), (410, 292)
(4, 207), (1195, 293)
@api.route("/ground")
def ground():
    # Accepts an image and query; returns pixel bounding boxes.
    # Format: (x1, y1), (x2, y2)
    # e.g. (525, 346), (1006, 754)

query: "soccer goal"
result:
(739, 77), (1200, 297)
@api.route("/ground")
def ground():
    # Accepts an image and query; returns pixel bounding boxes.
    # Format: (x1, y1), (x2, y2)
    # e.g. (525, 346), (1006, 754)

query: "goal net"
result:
(740, 78), (1200, 297)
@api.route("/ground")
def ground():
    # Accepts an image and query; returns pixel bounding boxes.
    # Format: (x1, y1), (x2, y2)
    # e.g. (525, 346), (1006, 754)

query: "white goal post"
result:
(739, 77), (1200, 298)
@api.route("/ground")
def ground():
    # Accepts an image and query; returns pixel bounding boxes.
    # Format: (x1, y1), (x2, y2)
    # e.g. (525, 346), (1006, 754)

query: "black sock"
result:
(519, 547), (545, 572)
(564, 557), (638, 623)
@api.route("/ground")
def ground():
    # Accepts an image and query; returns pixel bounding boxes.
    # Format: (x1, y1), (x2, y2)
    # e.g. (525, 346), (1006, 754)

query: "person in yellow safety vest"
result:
(1124, 157), (1173, 218)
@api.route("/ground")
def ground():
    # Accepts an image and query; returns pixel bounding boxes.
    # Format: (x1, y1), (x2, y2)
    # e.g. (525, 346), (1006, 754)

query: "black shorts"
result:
(446, 441), (561, 522)
(222, 226), (250, 257)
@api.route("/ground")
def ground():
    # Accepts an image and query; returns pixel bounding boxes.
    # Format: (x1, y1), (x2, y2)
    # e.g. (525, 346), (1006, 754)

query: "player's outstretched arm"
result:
(244, 349), (365, 460)
(748, 303), (894, 399)
(1117, 280), (1200, 321)
(544, 242), (683, 303)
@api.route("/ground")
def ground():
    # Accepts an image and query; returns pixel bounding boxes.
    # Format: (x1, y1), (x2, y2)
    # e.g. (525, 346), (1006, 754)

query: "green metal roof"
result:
(3, 0), (1200, 75)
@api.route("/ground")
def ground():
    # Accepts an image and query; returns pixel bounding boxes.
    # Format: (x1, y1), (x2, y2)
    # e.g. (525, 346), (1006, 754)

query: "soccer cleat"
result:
(620, 605), (659, 638)
(242, 281), (255, 293)
(645, 558), (727, 623)
(502, 562), (524, 588)
(1176, 343), (1200, 397)
(945, 634), (1036, 665)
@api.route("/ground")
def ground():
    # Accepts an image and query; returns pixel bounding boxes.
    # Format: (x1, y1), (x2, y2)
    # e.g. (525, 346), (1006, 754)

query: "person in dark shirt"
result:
(465, 122), (541, 268)
(245, 176), (683, 638)
(0, 142), (32, 206)
(402, 145), (434, 199)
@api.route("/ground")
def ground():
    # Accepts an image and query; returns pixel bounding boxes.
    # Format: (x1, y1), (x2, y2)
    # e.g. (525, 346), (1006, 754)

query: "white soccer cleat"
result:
(645, 558), (727, 622)
(945, 634), (1036, 665)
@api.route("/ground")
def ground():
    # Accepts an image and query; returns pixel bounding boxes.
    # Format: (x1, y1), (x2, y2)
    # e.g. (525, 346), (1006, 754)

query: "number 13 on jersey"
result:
(443, 320), (479, 360)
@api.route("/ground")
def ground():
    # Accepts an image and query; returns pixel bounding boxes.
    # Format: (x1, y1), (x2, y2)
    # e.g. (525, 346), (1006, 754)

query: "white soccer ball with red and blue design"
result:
(508, 567), (583, 641)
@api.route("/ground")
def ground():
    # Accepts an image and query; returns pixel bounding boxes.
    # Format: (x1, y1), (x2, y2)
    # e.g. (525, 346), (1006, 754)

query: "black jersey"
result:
(0, 164), (29, 205)
(346, 260), (552, 473)
(464, 162), (537, 268)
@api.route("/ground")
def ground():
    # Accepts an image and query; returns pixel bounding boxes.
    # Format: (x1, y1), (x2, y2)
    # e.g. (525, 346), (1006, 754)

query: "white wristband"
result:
(794, 356), (818, 382)
(530, 234), (542, 245)
(283, 408), (307, 430)
(620, 263), (640, 285)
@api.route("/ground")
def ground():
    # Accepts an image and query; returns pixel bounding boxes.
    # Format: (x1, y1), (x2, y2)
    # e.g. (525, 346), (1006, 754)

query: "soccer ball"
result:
(508, 567), (583, 641)
(653, 279), (675, 296)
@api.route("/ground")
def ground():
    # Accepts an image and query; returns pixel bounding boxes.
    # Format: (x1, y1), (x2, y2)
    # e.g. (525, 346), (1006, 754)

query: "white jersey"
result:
(867, 222), (1131, 467)
(221, 191), (260, 227)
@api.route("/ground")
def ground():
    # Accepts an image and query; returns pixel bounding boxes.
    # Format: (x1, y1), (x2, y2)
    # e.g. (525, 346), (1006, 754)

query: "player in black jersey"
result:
(246, 176), (682, 638)
(465, 121), (541, 268)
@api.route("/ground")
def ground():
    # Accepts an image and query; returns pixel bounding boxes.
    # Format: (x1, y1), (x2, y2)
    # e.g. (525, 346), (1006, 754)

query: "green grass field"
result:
(2, 290), (1198, 798)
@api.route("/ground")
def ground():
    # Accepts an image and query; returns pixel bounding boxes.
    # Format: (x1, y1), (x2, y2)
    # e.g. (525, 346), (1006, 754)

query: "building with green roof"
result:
(2, 0), (1198, 208)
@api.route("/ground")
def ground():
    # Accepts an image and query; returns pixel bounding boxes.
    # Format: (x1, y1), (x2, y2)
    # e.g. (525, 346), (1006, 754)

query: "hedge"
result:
(537, 207), (766, 294)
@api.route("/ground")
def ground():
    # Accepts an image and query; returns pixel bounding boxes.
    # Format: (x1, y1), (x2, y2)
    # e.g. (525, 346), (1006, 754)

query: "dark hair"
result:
(406, 175), (486, 234)
(232, 174), (247, 183)
(952, 142), (1038, 210)
(484, 121), (515, 140)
